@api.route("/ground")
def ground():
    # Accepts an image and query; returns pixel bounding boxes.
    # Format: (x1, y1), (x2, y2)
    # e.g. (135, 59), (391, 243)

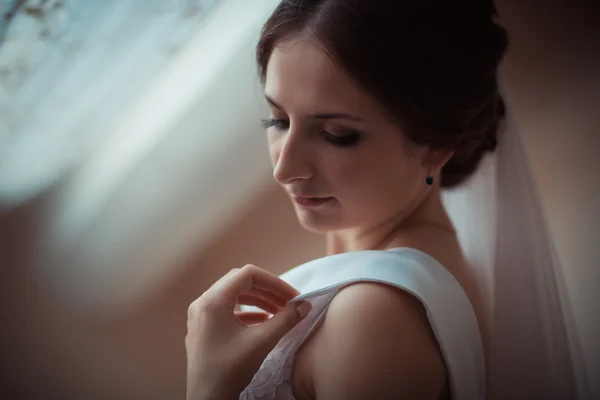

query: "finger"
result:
(207, 268), (242, 294)
(242, 287), (291, 308)
(253, 301), (312, 352)
(205, 265), (300, 310)
(223, 265), (300, 303)
(237, 293), (282, 314)
(235, 311), (271, 325)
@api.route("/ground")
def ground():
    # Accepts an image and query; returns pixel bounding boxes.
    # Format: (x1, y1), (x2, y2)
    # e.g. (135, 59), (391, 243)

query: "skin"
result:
(263, 37), (486, 399)
(264, 38), (455, 253)
(186, 265), (312, 400)
(186, 36), (488, 400)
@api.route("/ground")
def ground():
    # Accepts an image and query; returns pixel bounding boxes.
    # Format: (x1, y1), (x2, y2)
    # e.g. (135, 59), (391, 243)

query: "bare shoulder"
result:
(291, 282), (448, 400)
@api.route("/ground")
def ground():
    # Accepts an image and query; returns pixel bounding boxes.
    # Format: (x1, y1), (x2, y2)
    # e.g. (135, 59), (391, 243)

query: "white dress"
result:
(240, 247), (485, 400)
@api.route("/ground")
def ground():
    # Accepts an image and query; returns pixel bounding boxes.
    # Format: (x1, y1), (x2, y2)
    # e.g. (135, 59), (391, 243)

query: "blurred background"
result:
(0, 0), (598, 399)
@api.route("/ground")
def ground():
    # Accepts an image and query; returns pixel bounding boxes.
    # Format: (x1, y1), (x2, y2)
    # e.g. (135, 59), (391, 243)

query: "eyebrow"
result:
(265, 94), (364, 122)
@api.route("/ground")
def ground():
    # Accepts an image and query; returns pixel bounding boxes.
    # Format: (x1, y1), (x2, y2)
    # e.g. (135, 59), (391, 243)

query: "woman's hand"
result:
(185, 264), (312, 400)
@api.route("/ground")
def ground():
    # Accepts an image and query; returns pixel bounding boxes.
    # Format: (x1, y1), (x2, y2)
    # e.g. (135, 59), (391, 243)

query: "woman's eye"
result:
(261, 118), (289, 130)
(323, 132), (361, 148)
(260, 119), (361, 148)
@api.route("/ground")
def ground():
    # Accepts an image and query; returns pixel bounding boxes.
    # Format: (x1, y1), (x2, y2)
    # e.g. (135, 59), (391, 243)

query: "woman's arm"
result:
(292, 283), (448, 399)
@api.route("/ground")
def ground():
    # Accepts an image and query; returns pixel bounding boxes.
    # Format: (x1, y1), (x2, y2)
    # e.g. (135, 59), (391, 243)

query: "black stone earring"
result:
(426, 176), (434, 185)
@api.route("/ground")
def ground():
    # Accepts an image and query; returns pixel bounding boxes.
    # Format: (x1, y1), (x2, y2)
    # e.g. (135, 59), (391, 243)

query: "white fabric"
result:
(442, 81), (591, 399)
(240, 248), (485, 400)
(241, 79), (591, 399)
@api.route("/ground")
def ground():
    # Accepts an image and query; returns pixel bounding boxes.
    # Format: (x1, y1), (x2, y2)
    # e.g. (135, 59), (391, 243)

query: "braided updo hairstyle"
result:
(257, 0), (508, 188)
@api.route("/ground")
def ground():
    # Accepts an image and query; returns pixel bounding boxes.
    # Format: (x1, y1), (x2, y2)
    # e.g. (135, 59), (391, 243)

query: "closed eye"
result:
(261, 118), (289, 130)
(323, 131), (362, 148)
(261, 118), (362, 148)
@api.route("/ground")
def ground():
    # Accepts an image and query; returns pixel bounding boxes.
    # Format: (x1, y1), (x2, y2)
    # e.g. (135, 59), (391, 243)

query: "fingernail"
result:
(296, 301), (312, 319)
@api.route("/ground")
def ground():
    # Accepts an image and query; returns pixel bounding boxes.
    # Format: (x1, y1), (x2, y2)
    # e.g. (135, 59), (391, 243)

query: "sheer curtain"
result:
(0, 0), (222, 207)
(7, 0), (280, 310)
(442, 80), (591, 399)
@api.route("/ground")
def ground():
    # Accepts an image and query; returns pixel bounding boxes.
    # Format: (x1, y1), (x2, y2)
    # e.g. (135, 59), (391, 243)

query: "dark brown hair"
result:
(257, 0), (508, 188)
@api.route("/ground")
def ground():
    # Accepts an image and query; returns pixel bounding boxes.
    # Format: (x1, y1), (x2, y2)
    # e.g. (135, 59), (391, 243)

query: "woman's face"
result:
(264, 38), (432, 234)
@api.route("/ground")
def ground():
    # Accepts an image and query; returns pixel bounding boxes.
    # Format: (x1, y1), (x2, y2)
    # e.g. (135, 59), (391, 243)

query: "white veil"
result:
(441, 80), (591, 399)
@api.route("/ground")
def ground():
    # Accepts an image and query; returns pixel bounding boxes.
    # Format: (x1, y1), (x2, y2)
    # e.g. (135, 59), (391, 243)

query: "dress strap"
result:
(286, 248), (485, 400)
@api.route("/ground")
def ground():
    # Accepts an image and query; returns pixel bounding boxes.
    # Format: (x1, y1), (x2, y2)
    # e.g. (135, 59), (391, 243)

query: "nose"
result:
(272, 127), (313, 185)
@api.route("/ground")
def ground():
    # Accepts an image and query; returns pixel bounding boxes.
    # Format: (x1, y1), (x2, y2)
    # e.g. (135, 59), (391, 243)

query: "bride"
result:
(185, 0), (587, 399)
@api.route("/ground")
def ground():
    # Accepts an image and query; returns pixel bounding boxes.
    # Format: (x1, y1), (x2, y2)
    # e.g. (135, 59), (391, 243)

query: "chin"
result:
(294, 207), (344, 234)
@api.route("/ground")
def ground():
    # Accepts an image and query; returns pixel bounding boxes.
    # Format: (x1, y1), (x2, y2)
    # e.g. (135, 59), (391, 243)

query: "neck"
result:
(326, 186), (454, 255)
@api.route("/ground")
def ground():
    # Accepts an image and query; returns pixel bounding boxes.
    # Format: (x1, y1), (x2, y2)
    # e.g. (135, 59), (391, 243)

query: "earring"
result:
(426, 176), (434, 185)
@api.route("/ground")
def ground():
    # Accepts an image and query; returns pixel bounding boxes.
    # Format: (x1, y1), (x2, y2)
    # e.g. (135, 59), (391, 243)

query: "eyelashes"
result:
(324, 132), (361, 147)
(261, 118), (289, 130)
(260, 118), (362, 148)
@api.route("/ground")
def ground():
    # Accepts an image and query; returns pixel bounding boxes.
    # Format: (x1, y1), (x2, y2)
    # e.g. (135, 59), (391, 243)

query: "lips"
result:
(293, 196), (333, 207)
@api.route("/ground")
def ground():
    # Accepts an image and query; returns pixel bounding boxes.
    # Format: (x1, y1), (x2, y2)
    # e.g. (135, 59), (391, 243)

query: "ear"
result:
(423, 148), (454, 172)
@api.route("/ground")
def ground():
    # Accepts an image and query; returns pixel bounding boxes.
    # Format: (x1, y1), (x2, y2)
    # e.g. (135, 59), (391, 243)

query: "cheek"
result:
(376, 160), (422, 209)
(340, 152), (419, 206)
(329, 155), (380, 198)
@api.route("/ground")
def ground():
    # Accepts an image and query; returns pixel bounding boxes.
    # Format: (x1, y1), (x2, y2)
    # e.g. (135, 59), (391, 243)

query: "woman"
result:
(186, 0), (584, 399)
